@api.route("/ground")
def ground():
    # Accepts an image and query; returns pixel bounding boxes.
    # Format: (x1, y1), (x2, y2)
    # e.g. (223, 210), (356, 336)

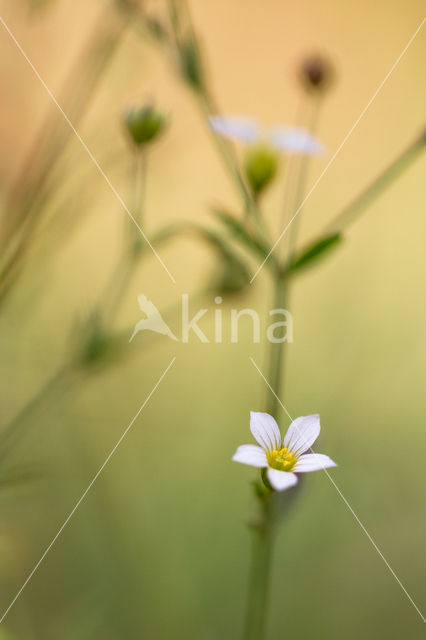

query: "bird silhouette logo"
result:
(129, 294), (178, 343)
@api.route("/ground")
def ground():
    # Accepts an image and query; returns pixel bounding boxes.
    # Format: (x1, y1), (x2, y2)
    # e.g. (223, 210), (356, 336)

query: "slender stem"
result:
(278, 96), (308, 237)
(242, 100), (327, 640)
(0, 147), (150, 461)
(243, 530), (274, 639)
(241, 272), (287, 640)
(327, 129), (425, 233)
(243, 493), (275, 640)
(0, 364), (71, 467)
(163, 0), (254, 217)
(0, 9), (127, 305)
(285, 95), (323, 264)
(266, 97), (325, 417)
(198, 93), (253, 214)
(99, 149), (148, 322)
(266, 276), (288, 418)
(134, 150), (148, 227)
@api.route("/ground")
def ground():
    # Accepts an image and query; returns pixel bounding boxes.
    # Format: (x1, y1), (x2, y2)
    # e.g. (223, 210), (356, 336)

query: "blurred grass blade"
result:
(288, 232), (342, 273)
(0, 8), (128, 306)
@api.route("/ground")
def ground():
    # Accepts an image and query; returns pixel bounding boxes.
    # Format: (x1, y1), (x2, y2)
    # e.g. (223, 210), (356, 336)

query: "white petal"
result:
(270, 126), (324, 155)
(293, 453), (337, 473)
(209, 115), (260, 143)
(232, 444), (268, 467)
(283, 414), (320, 456)
(267, 468), (298, 491)
(250, 412), (281, 452)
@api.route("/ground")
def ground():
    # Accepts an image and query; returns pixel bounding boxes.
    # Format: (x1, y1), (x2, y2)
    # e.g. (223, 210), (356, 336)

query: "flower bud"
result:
(244, 145), (278, 195)
(179, 37), (205, 92)
(299, 54), (334, 93)
(123, 104), (166, 147)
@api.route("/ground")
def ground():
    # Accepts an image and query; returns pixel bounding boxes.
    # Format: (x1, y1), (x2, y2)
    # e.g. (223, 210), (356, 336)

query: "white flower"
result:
(232, 412), (336, 491)
(209, 115), (325, 155)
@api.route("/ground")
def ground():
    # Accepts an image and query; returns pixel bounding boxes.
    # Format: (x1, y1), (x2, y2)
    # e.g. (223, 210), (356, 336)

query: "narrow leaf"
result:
(194, 226), (251, 294)
(289, 233), (342, 273)
(211, 207), (270, 261)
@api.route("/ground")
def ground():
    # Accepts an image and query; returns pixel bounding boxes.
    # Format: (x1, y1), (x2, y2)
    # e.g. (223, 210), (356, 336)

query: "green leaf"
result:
(288, 233), (342, 273)
(211, 208), (270, 261)
(193, 226), (252, 294)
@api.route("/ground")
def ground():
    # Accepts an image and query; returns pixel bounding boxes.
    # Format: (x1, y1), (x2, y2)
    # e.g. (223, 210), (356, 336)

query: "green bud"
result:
(244, 145), (278, 195)
(124, 104), (166, 147)
(179, 37), (205, 92)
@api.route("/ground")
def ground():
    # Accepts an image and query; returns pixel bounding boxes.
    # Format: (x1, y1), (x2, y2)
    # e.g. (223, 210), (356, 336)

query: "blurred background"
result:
(0, 0), (425, 638)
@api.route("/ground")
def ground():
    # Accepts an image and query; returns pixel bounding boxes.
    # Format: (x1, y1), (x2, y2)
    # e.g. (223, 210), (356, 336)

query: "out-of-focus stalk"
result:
(0, 6), (128, 305)
(0, 364), (72, 472)
(100, 148), (149, 322)
(285, 94), (323, 262)
(327, 128), (426, 233)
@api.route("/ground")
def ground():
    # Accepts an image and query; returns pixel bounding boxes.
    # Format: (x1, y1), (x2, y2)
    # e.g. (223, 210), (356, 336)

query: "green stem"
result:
(134, 150), (148, 227)
(241, 101), (327, 640)
(285, 95), (323, 264)
(99, 149), (148, 322)
(198, 93), (253, 214)
(327, 128), (425, 233)
(243, 495), (275, 640)
(241, 273), (287, 640)
(278, 96), (308, 236)
(266, 276), (288, 418)
(0, 364), (71, 467)
(0, 9), (127, 305)
(163, 0), (255, 217)
(266, 97), (324, 416)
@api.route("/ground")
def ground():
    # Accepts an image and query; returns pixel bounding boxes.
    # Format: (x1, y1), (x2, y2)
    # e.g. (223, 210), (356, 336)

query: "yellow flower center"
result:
(267, 447), (298, 472)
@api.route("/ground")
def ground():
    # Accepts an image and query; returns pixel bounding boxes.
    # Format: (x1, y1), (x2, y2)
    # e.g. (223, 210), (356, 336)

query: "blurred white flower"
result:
(233, 412), (336, 491)
(209, 115), (324, 155)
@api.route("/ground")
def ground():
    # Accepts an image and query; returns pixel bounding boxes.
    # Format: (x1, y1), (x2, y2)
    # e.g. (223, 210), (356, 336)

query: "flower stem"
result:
(243, 495), (275, 640)
(198, 93), (253, 214)
(99, 149), (148, 322)
(285, 95), (323, 263)
(267, 96), (324, 415)
(266, 275), (288, 418)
